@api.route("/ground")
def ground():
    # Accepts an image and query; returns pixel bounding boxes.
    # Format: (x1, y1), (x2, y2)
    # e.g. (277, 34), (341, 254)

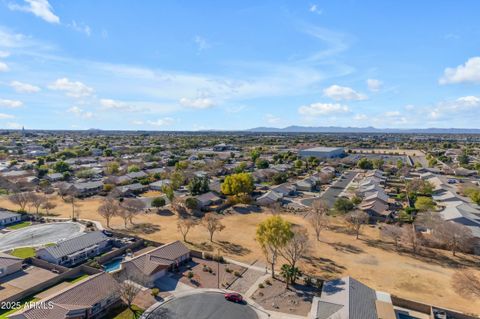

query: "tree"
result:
(98, 198), (118, 228)
(333, 197), (354, 214)
(27, 193), (47, 218)
(406, 178), (434, 195)
(255, 158), (269, 169)
(372, 158), (384, 169)
(8, 191), (31, 212)
(151, 197), (166, 212)
(177, 218), (197, 242)
(106, 161), (120, 175)
(127, 165), (140, 173)
(308, 200), (329, 241)
(250, 149), (261, 162)
(256, 216), (293, 278)
(464, 188), (480, 205)
(185, 197), (199, 211)
(117, 207), (130, 228)
(452, 270), (480, 299)
(221, 173), (254, 197)
(53, 161), (70, 173)
(272, 172), (288, 185)
(41, 200), (57, 215)
(458, 153), (469, 165)
(170, 170), (185, 190)
(414, 196), (435, 212)
(402, 224), (420, 254)
(280, 264), (301, 289)
(187, 176), (209, 196)
(64, 194), (80, 220)
(357, 158), (373, 169)
(162, 185), (175, 202)
(202, 213), (225, 242)
(116, 270), (147, 310)
(121, 198), (146, 225)
(435, 221), (473, 256)
(344, 210), (369, 239)
(380, 224), (403, 249)
(280, 227), (309, 277)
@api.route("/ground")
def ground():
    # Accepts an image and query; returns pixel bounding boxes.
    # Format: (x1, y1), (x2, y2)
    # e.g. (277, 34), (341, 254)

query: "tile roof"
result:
(0, 252), (22, 267)
(9, 273), (119, 319)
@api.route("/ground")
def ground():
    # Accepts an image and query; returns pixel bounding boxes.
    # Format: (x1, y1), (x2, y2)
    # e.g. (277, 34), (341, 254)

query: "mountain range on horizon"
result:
(246, 125), (480, 134)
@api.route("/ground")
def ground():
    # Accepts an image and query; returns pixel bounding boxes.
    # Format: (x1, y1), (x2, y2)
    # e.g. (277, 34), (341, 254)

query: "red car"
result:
(224, 293), (243, 303)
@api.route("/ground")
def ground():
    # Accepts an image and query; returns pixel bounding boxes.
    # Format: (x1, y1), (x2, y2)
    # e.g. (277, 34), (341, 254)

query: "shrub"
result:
(258, 283), (265, 289)
(264, 279), (271, 285)
(204, 252), (213, 260)
(225, 267), (232, 273)
(187, 271), (194, 279)
(151, 288), (159, 297)
(234, 271), (241, 277)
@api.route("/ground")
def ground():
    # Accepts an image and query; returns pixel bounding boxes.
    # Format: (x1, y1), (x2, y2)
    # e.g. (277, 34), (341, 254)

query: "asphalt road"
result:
(147, 293), (259, 319)
(0, 222), (84, 251)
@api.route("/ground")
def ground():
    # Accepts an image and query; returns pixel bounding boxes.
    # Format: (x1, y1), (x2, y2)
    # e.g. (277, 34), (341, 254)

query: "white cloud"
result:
(0, 62), (9, 72)
(67, 106), (93, 119)
(439, 57), (480, 84)
(298, 103), (350, 116)
(427, 95), (480, 120)
(10, 81), (40, 93)
(0, 113), (15, 119)
(0, 99), (23, 108)
(69, 21), (91, 36)
(353, 114), (368, 121)
(309, 4), (322, 14)
(8, 0), (60, 24)
(147, 117), (175, 127)
(194, 36), (210, 52)
(48, 78), (93, 98)
(6, 122), (22, 129)
(265, 114), (281, 124)
(0, 51), (10, 58)
(179, 97), (215, 109)
(367, 79), (382, 92)
(323, 85), (367, 101)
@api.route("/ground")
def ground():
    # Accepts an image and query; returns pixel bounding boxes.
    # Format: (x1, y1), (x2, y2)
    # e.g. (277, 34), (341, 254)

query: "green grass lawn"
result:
(105, 305), (144, 319)
(0, 297), (39, 319)
(7, 221), (32, 230)
(10, 247), (36, 258)
(67, 274), (89, 284)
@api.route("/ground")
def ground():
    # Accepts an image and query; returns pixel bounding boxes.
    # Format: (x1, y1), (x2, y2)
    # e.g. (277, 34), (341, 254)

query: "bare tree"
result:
(115, 268), (149, 310)
(435, 221), (473, 256)
(8, 191), (31, 212)
(344, 210), (369, 239)
(177, 218), (197, 242)
(380, 224), (403, 249)
(202, 213), (225, 242)
(27, 193), (47, 218)
(452, 270), (480, 299)
(402, 224), (421, 254)
(121, 198), (146, 225)
(98, 198), (119, 228)
(308, 199), (329, 241)
(116, 207), (130, 229)
(64, 195), (80, 220)
(280, 227), (309, 272)
(41, 199), (57, 215)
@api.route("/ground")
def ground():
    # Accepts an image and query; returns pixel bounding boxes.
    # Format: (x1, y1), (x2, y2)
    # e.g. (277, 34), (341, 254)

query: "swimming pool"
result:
(102, 257), (123, 272)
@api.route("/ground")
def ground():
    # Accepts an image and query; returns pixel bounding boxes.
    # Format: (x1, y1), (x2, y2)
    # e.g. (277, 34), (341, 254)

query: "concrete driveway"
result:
(145, 291), (259, 319)
(0, 222), (84, 251)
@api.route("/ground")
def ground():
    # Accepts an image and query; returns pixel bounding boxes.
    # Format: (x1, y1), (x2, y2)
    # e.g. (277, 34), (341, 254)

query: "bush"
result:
(265, 279), (271, 285)
(234, 271), (241, 277)
(187, 271), (194, 279)
(258, 283), (265, 289)
(204, 252), (213, 260)
(151, 288), (159, 297)
(225, 267), (232, 273)
(213, 255), (224, 263)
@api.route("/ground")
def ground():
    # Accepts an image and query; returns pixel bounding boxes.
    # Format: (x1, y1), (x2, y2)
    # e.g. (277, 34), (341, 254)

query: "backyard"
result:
(1, 194), (480, 315)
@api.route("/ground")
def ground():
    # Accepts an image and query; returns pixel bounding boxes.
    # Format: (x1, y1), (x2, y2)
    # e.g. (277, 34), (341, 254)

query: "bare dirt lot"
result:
(1, 194), (480, 315)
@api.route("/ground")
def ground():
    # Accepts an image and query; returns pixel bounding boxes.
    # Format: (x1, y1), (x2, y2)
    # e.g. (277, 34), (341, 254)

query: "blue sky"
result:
(0, 0), (480, 130)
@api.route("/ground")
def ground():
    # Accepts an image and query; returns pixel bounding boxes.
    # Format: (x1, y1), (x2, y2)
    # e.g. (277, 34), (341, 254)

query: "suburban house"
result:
(45, 172), (64, 182)
(295, 178), (316, 192)
(8, 273), (120, 319)
(149, 179), (171, 191)
(70, 181), (104, 197)
(0, 252), (22, 278)
(196, 192), (224, 211)
(256, 190), (283, 206)
(36, 231), (111, 267)
(121, 240), (190, 287)
(117, 183), (148, 196)
(271, 183), (296, 196)
(0, 211), (22, 227)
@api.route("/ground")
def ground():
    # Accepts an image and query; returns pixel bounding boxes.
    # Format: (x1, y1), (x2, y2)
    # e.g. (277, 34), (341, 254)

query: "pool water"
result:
(102, 258), (123, 272)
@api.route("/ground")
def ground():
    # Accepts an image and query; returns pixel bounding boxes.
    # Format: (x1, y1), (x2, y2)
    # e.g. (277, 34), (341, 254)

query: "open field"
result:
(1, 195), (480, 315)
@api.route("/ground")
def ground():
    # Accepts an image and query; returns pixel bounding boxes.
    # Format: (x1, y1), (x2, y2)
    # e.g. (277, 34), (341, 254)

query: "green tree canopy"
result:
(221, 172), (254, 196)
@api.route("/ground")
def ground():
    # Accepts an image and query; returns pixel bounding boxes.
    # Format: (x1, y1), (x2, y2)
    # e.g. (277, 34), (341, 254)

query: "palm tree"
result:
(280, 264), (301, 289)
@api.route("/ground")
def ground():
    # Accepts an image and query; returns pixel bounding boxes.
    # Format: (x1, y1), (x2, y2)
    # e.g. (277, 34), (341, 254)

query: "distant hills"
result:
(247, 125), (480, 134)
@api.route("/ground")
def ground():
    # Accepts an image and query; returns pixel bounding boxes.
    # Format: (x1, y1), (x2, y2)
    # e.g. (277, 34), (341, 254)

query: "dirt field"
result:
(1, 194), (480, 315)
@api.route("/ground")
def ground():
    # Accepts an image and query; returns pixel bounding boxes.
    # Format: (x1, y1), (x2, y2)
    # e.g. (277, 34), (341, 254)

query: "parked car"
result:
(224, 293), (243, 303)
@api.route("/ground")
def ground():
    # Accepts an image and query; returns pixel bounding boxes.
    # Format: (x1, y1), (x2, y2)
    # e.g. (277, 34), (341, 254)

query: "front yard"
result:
(10, 247), (35, 258)
(7, 221), (32, 230)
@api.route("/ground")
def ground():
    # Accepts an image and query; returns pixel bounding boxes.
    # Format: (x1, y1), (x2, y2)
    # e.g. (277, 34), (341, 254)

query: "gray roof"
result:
(72, 180), (103, 190)
(40, 231), (109, 259)
(301, 147), (344, 152)
(0, 210), (21, 220)
(317, 276), (377, 319)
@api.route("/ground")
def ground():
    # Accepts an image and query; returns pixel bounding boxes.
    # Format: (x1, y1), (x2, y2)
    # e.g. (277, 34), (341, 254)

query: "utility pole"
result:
(217, 248), (220, 289)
